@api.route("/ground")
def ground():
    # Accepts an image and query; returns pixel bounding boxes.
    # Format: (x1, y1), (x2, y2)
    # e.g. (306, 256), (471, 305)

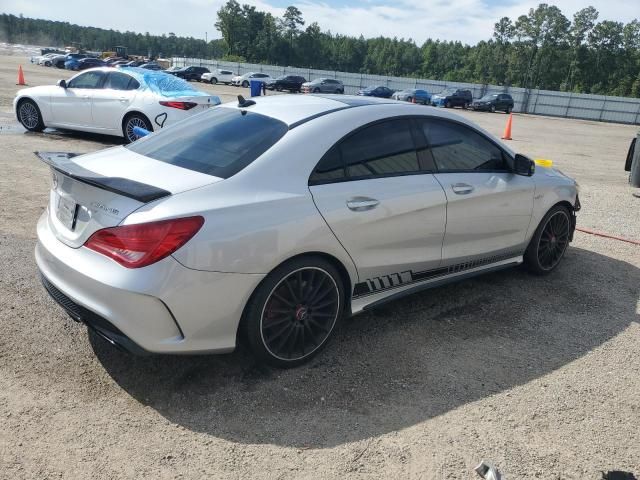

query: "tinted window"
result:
(67, 71), (105, 89)
(421, 120), (507, 172)
(220, 70), (233, 75)
(127, 108), (288, 178)
(310, 119), (419, 184)
(310, 146), (345, 183)
(104, 72), (138, 90)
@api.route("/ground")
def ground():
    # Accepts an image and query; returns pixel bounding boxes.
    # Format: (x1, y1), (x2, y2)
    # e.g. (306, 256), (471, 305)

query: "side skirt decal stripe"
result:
(352, 250), (522, 299)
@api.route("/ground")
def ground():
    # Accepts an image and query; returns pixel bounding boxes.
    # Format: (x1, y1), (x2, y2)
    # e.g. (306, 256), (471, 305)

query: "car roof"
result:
(219, 93), (474, 128)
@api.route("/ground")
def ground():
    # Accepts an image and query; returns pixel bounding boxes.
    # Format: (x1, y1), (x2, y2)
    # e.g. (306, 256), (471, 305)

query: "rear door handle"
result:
(451, 183), (474, 195)
(346, 197), (379, 211)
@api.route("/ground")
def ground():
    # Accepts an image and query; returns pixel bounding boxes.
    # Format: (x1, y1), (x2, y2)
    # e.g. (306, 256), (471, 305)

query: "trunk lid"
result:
(37, 147), (222, 248)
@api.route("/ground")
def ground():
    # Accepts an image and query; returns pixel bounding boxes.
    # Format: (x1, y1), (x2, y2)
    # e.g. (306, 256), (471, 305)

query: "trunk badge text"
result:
(90, 202), (120, 216)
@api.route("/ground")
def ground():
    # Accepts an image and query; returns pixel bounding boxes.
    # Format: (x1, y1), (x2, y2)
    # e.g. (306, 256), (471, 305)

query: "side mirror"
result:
(57, 79), (67, 88)
(514, 154), (535, 176)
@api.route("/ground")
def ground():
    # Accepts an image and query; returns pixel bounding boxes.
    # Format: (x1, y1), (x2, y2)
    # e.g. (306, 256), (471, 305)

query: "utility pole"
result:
(205, 31), (208, 43)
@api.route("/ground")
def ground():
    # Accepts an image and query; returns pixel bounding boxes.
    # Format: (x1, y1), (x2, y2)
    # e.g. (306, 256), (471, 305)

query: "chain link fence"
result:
(173, 57), (640, 125)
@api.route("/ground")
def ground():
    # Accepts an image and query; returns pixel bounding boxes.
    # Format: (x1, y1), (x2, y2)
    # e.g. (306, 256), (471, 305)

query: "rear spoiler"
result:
(35, 151), (170, 203)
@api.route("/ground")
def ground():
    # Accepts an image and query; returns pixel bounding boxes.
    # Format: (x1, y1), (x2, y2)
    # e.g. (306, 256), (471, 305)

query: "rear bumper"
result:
(36, 211), (265, 354)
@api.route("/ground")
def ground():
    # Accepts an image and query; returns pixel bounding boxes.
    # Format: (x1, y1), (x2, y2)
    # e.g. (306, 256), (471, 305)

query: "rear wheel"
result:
(244, 257), (344, 368)
(506, 105), (512, 114)
(463, 102), (470, 109)
(17, 99), (45, 132)
(337, 89), (344, 94)
(490, 104), (496, 113)
(313, 87), (320, 93)
(242, 80), (249, 88)
(445, 100), (451, 108)
(122, 113), (152, 144)
(524, 205), (572, 275)
(210, 77), (218, 84)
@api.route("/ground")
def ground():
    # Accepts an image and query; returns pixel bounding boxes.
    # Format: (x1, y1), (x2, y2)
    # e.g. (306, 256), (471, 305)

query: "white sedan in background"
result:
(231, 72), (272, 87)
(14, 67), (220, 143)
(201, 69), (235, 84)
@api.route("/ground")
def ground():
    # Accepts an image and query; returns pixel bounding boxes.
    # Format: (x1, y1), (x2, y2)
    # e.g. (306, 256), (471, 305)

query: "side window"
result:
(309, 146), (345, 183)
(67, 71), (105, 89)
(421, 119), (507, 172)
(104, 72), (137, 90)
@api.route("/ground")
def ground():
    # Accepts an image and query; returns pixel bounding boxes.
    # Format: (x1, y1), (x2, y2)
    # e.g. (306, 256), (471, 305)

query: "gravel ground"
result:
(0, 55), (639, 479)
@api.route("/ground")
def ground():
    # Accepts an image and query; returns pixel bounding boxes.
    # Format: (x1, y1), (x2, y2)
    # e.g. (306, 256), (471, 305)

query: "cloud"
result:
(2, 0), (638, 45)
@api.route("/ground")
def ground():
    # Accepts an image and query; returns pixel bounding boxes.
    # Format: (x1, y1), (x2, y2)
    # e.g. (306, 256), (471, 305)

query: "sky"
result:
(2, 0), (638, 45)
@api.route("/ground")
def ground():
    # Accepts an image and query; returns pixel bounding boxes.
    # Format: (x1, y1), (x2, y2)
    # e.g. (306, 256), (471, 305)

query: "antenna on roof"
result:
(237, 95), (256, 108)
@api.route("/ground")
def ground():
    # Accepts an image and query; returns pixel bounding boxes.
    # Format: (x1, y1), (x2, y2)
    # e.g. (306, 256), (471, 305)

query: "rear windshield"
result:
(127, 107), (288, 178)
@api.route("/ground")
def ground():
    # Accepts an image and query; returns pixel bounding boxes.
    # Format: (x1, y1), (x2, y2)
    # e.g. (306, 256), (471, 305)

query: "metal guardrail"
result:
(173, 57), (640, 125)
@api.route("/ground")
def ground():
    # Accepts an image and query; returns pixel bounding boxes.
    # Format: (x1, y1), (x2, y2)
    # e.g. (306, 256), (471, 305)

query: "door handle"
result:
(346, 197), (379, 211)
(451, 183), (474, 195)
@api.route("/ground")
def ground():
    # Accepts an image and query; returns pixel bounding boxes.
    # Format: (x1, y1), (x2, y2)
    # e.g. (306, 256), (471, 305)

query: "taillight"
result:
(84, 216), (204, 268)
(159, 101), (198, 110)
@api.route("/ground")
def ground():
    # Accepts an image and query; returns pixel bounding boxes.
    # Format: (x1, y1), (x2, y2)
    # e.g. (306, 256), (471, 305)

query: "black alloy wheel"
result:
(244, 257), (344, 367)
(524, 205), (571, 274)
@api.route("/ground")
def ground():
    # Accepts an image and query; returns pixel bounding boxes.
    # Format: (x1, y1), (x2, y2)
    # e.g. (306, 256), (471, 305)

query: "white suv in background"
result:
(231, 72), (272, 87)
(201, 69), (235, 85)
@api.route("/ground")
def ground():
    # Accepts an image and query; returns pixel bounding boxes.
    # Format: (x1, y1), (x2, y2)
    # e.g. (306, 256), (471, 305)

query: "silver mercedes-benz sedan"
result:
(36, 94), (580, 367)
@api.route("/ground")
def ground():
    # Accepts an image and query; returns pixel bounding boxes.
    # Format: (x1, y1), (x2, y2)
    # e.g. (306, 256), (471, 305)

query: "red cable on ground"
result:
(576, 227), (640, 246)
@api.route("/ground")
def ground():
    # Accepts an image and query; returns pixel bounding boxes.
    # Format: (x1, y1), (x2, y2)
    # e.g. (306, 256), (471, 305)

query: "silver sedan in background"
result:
(36, 94), (579, 367)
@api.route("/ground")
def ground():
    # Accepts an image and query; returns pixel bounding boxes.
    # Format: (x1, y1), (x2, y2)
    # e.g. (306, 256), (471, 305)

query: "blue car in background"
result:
(356, 85), (395, 98)
(392, 88), (431, 104)
(64, 53), (89, 70)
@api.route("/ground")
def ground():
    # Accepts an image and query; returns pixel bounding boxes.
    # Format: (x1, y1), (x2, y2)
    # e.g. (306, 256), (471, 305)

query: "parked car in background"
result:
(170, 66), (210, 81)
(119, 60), (146, 68)
(164, 66), (181, 73)
(14, 67), (220, 143)
(201, 69), (235, 85)
(34, 94), (579, 367)
(77, 58), (107, 71)
(301, 78), (344, 94)
(471, 93), (514, 113)
(265, 75), (307, 92)
(231, 72), (272, 87)
(38, 53), (59, 66)
(48, 54), (68, 69)
(64, 53), (89, 70)
(431, 88), (473, 109)
(392, 88), (431, 104)
(357, 85), (395, 98)
(140, 63), (163, 71)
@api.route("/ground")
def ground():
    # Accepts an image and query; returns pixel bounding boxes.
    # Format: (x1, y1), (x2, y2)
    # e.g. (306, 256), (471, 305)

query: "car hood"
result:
(16, 85), (56, 98)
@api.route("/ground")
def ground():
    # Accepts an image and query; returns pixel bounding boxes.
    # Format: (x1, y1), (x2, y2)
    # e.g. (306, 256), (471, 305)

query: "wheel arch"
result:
(238, 251), (355, 340)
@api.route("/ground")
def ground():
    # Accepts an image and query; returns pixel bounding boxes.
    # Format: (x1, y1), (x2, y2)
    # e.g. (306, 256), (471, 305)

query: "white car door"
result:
(309, 118), (447, 290)
(89, 71), (140, 133)
(50, 70), (106, 128)
(419, 118), (535, 264)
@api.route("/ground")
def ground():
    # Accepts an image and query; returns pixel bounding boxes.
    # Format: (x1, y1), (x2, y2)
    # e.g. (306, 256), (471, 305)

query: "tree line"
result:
(1, 4), (639, 97)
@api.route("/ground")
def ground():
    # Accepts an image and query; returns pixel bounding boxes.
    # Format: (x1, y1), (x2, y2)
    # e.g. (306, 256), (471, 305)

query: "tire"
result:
(524, 205), (572, 275)
(243, 256), (345, 368)
(313, 87), (320, 93)
(337, 89), (344, 94)
(445, 100), (451, 108)
(242, 80), (249, 88)
(490, 105), (496, 113)
(506, 105), (512, 114)
(17, 99), (45, 132)
(122, 113), (152, 144)
(407, 97), (413, 103)
(463, 102), (470, 109)
(209, 77), (217, 84)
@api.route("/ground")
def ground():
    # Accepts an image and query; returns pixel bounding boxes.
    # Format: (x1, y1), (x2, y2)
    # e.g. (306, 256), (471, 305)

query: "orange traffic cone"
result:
(501, 113), (513, 140)
(16, 65), (26, 86)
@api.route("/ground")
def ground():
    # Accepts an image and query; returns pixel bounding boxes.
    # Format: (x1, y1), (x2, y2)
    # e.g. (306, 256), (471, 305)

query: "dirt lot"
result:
(0, 55), (639, 479)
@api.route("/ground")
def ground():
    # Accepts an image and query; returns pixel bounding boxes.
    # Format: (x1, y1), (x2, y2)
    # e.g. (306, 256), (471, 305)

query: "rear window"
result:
(127, 107), (288, 178)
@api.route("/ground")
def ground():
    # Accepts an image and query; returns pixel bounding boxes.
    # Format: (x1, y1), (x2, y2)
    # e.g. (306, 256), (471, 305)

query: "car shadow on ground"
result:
(91, 246), (639, 448)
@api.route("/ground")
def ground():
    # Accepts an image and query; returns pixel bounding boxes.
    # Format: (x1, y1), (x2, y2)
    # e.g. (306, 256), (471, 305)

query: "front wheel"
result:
(122, 113), (152, 144)
(524, 205), (572, 275)
(244, 257), (344, 368)
(17, 99), (45, 132)
(444, 100), (451, 108)
(242, 80), (249, 88)
(210, 77), (217, 84)
(490, 105), (496, 113)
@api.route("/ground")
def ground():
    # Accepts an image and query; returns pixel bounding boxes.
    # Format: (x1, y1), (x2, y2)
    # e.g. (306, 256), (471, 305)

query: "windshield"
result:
(479, 94), (498, 101)
(127, 107), (288, 178)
